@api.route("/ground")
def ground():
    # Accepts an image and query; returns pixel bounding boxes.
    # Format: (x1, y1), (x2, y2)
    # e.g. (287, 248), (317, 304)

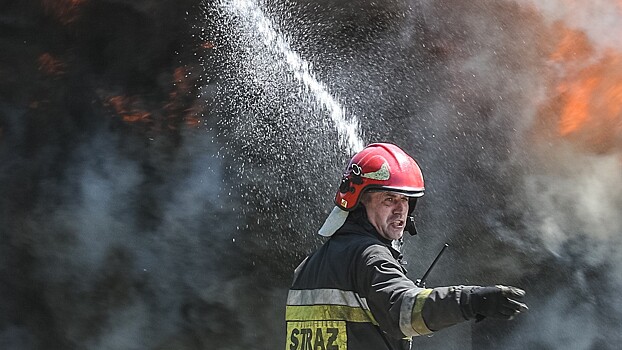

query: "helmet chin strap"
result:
(405, 197), (418, 236)
(405, 216), (417, 236)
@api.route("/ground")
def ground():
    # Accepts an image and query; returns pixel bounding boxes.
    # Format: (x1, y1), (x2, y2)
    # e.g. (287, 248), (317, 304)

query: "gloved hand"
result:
(460, 285), (528, 321)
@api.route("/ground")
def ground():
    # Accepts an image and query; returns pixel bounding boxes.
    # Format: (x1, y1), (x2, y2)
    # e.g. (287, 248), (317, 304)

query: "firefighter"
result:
(285, 143), (528, 350)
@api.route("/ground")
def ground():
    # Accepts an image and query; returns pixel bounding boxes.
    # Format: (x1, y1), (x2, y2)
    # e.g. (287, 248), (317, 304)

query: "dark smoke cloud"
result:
(0, 0), (281, 349)
(397, 1), (622, 349)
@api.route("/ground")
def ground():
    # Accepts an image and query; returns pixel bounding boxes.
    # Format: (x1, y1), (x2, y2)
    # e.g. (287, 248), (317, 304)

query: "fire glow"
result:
(546, 23), (622, 153)
(106, 95), (152, 123)
(103, 67), (202, 128)
(38, 53), (66, 76)
(42, 0), (86, 25)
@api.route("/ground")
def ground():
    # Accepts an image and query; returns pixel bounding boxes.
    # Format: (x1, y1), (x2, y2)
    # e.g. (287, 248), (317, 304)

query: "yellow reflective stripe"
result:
(411, 289), (433, 335)
(286, 305), (378, 325)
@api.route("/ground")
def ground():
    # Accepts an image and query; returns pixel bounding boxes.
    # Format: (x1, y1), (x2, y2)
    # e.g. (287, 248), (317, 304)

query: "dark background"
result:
(1, 0), (621, 349)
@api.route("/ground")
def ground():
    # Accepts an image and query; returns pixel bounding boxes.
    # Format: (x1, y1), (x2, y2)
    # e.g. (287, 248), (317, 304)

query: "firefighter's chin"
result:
(384, 221), (405, 240)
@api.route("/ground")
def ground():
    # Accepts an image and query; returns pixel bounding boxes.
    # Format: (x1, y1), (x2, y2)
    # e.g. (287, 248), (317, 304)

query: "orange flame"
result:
(101, 66), (202, 130)
(106, 96), (152, 123)
(184, 117), (201, 126)
(38, 53), (66, 76)
(557, 52), (622, 138)
(42, 0), (86, 25)
(165, 67), (203, 127)
(201, 41), (216, 49)
(121, 113), (151, 123)
(543, 23), (622, 153)
(548, 24), (592, 63)
(172, 67), (192, 92)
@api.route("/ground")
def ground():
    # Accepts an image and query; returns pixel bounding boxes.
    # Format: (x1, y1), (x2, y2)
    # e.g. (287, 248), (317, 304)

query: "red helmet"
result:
(335, 143), (425, 211)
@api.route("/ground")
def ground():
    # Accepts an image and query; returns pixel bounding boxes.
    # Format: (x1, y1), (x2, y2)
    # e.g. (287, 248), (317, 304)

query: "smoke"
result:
(2, 0), (622, 349)
(523, 150), (622, 251)
(290, 0), (622, 348)
(397, 1), (622, 349)
(524, 0), (622, 49)
(0, 1), (283, 349)
(508, 2), (622, 347)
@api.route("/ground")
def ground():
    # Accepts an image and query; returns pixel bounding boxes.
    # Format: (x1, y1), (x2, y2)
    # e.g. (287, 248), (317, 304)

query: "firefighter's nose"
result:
(394, 201), (408, 214)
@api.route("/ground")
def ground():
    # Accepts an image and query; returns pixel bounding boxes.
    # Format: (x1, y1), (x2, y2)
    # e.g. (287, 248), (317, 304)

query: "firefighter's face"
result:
(362, 191), (409, 241)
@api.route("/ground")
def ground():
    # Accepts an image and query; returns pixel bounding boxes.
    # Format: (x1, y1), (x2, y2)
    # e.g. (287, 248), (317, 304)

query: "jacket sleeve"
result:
(358, 245), (430, 338)
(419, 286), (472, 331)
(359, 245), (473, 338)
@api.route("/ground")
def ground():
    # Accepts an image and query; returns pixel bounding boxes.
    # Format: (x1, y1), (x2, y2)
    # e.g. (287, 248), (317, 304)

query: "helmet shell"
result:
(335, 143), (424, 210)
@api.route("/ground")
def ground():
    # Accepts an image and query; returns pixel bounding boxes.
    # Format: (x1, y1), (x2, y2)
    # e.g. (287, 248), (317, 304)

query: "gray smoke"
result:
(2, 0), (621, 349)
(0, 1), (279, 349)
(398, 1), (622, 349)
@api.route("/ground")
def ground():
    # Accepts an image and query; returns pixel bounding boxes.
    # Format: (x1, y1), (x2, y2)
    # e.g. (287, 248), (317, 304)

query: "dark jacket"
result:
(285, 210), (469, 350)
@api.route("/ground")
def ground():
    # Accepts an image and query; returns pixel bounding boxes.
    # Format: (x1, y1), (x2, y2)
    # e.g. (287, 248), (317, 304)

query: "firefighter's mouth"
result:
(391, 220), (405, 228)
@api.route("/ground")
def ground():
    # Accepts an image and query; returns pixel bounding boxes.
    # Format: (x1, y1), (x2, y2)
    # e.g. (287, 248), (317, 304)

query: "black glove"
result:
(460, 285), (528, 321)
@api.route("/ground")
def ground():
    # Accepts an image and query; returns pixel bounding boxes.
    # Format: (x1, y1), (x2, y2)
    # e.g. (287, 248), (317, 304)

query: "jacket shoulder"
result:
(360, 241), (399, 266)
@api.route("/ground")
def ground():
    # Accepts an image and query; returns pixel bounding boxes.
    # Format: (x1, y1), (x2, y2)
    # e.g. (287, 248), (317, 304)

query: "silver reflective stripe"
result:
(287, 289), (370, 310)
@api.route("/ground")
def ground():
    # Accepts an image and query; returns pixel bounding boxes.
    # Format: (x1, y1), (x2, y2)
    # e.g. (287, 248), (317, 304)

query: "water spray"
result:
(222, 0), (365, 154)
